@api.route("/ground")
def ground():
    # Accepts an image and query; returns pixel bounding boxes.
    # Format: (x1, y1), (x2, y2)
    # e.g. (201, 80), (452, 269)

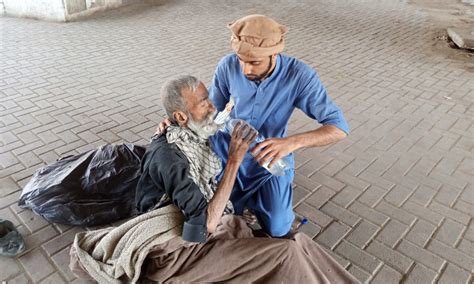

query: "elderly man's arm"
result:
(206, 122), (257, 233)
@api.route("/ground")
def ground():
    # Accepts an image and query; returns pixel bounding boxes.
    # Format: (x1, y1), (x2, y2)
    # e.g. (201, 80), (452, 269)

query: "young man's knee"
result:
(261, 211), (294, 237)
(266, 221), (292, 237)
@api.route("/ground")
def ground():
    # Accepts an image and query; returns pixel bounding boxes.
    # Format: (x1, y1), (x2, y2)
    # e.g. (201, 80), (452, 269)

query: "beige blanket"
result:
(70, 205), (183, 283)
(70, 207), (359, 283)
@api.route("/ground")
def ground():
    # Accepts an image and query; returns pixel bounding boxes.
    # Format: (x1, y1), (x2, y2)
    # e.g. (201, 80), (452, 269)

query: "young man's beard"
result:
(187, 110), (220, 139)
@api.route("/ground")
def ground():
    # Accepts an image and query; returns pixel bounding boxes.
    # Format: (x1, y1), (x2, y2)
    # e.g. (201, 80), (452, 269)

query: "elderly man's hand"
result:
(228, 121), (257, 164)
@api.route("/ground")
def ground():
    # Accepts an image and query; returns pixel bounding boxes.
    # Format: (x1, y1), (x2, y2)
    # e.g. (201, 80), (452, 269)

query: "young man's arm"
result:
(252, 63), (349, 168)
(252, 125), (346, 168)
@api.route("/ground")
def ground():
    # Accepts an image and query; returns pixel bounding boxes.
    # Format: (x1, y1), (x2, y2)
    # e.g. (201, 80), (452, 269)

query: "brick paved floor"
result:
(1, 0), (473, 283)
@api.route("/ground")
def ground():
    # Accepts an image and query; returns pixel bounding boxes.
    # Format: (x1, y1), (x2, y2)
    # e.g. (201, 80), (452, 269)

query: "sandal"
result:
(0, 219), (25, 257)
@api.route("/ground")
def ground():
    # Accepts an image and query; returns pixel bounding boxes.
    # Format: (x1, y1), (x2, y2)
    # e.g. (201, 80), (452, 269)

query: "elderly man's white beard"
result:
(187, 111), (220, 139)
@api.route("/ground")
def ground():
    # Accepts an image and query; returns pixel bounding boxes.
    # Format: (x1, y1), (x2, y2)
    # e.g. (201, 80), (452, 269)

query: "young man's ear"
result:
(173, 111), (188, 127)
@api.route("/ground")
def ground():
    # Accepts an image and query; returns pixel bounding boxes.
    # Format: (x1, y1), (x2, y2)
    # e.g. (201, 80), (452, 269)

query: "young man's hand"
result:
(251, 137), (296, 169)
(155, 119), (172, 135)
(228, 121), (257, 164)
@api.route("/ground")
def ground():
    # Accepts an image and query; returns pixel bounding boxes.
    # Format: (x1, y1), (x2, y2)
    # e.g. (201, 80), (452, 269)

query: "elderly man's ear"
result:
(173, 111), (188, 127)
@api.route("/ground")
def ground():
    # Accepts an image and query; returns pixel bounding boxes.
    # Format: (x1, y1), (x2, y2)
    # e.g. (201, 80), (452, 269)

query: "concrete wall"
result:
(1, 0), (139, 21)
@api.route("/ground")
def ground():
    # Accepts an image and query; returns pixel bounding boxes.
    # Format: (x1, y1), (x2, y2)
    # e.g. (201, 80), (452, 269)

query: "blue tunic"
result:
(209, 53), (349, 236)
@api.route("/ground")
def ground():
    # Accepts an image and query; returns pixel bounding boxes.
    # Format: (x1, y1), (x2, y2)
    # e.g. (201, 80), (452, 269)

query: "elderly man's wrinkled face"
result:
(182, 82), (219, 139)
(238, 54), (275, 81)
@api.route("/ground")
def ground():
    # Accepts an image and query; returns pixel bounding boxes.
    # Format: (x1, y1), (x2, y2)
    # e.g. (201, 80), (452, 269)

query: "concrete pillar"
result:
(3, 0), (66, 21)
(1, 0), (140, 21)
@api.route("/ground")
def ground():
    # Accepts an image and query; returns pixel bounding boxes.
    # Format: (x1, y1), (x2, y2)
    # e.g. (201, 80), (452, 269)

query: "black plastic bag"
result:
(18, 144), (146, 226)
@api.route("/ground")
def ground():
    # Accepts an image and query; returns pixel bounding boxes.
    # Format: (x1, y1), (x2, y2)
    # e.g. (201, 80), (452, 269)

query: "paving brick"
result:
(7, 273), (32, 283)
(17, 209), (51, 233)
(347, 265), (371, 283)
(292, 185), (311, 207)
(42, 227), (84, 256)
(51, 246), (76, 281)
(383, 185), (415, 207)
(454, 200), (474, 216)
(402, 201), (444, 226)
(54, 140), (86, 156)
(375, 201), (416, 225)
(40, 272), (66, 284)
(358, 171), (395, 191)
(404, 263), (437, 284)
(345, 220), (379, 248)
(366, 240), (413, 273)
(320, 201), (361, 227)
(335, 172), (371, 191)
(437, 263), (471, 284)
(0, 151), (20, 168)
(429, 201), (470, 225)
(12, 140), (45, 156)
(32, 140), (66, 156)
(294, 172), (321, 191)
(306, 186), (337, 209)
(427, 239), (472, 271)
(410, 185), (438, 206)
(296, 156), (331, 177)
(70, 278), (96, 284)
(0, 257), (21, 280)
(315, 221), (351, 249)
(38, 150), (61, 164)
(0, 207), (21, 227)
(397, 240), (445, 272)
(370, 264), (402, 284)
(23, 225), (59, 251)
(0, 191), (21, 210)
(435, 185), (463, 207)
(349, 201), (389, 226)
(459, 185), (474, 204)
(310, 171), (346, 192)
(297, 220), (321, 239)
(357, 185), (386, 208)
(11, 164), (44, 182)
(375, 219), (409, 248)
(16, 151), (42, 168)
(97, 130), (121, 144)
(434, 219), (466, 247)
(457, 239), (473, 258)
(0, 177), (21, 197)
(335, 240), (382, 273)
(341, 156), (375, 177)
(332, 186), (363, 208)
(19, 248), (56, 281)
(405, 219), (438, 248)
(319, 247), (350, 271)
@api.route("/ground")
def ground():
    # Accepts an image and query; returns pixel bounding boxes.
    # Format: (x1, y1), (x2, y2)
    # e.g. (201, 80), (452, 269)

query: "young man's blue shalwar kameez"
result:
(209, 53), (349, 237)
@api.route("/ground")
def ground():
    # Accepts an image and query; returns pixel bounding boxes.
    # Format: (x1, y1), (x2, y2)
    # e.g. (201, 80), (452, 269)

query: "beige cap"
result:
(228, 14), (288, 58)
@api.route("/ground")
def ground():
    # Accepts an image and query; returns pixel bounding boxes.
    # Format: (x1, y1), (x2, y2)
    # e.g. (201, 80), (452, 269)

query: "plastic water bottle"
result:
(225, 119), (290, 176)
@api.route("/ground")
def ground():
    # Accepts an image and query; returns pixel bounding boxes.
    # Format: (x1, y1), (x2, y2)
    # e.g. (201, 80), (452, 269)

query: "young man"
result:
(207, 14), (349, 237)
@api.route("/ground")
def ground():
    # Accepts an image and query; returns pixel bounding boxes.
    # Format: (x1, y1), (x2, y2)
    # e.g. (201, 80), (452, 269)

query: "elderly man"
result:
(206, 14), (349, 237)
(135, 75), (256, 243)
